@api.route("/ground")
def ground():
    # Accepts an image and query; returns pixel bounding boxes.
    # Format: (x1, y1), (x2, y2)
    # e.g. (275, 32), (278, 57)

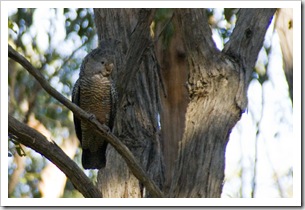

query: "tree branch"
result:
(8, 44), (164, 198)
(175, 8), (218, 56)
(118, 9), (156, 96)
(222, 9), (276, 112)
(223, 8), (276, 84)
(8, 115), (101, 198)
(93, 9), (164, 197)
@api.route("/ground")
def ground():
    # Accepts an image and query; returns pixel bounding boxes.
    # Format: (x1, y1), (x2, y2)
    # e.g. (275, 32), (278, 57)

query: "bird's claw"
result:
(89, 114), (96, 121)
(102, 124), (110, 133)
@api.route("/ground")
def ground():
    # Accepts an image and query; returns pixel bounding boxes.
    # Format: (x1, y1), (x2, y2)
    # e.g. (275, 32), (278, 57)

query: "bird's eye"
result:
(101, 61), (105, 65)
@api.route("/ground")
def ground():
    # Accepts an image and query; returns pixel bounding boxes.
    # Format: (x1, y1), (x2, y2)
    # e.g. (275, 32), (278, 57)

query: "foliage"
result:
(7, 8), (292, 198)
(153, 9), (175, 48)
(8, 8), (97, 198)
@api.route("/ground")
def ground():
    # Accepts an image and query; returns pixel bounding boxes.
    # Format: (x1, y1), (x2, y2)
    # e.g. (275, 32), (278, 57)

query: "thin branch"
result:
(8, 44), (164, 198)
(8, 115), (101, 198)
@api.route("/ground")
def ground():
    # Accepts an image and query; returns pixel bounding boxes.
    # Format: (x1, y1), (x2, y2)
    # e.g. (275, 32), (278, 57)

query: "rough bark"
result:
(154, 10), (189, 192)
(166, 9), (241, 197)
(94, 9), (164, 198)
(94, 8), (275, 198)
(168, 9), (276, 197)
(9, 44), (163, 198)
(8, 8), (277, 199)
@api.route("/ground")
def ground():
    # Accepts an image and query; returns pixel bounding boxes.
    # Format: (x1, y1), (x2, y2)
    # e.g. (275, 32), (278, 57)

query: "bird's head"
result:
(80, 48), (114, 77)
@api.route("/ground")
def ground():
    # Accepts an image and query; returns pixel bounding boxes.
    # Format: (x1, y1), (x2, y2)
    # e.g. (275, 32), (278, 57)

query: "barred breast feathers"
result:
(80, 76), (112, 125)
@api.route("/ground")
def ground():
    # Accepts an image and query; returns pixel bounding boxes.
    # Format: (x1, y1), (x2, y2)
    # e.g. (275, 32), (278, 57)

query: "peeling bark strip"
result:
(93, 8), (276, 198)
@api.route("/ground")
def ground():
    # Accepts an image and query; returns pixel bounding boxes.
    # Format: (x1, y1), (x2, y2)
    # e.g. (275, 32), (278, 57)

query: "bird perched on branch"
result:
(72, 41), (117, 169)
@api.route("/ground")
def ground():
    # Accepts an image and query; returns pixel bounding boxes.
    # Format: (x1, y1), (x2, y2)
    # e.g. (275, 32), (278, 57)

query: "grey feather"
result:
(71, 41), (117, 169)
(72, 79), (82, 143)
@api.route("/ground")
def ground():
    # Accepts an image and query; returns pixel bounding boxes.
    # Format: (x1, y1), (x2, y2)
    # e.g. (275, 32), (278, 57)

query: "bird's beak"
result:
(106, 63), (114, 71)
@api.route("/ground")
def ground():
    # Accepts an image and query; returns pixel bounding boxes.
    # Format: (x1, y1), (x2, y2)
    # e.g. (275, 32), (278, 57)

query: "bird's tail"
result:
(81, 144), (107, 170)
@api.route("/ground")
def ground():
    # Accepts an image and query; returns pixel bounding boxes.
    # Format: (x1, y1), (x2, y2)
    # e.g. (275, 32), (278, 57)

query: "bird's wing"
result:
(72, 79), (82, 143)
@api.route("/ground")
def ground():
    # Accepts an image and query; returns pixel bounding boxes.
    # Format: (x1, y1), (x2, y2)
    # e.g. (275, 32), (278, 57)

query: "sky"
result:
(206, 8), (293, 198)
(2, 1), (301, 207)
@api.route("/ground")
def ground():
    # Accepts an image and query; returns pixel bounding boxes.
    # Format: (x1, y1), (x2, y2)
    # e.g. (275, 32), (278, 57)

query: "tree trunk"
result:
(94, 8), (276, 198)
(94, 9), (164, 198)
